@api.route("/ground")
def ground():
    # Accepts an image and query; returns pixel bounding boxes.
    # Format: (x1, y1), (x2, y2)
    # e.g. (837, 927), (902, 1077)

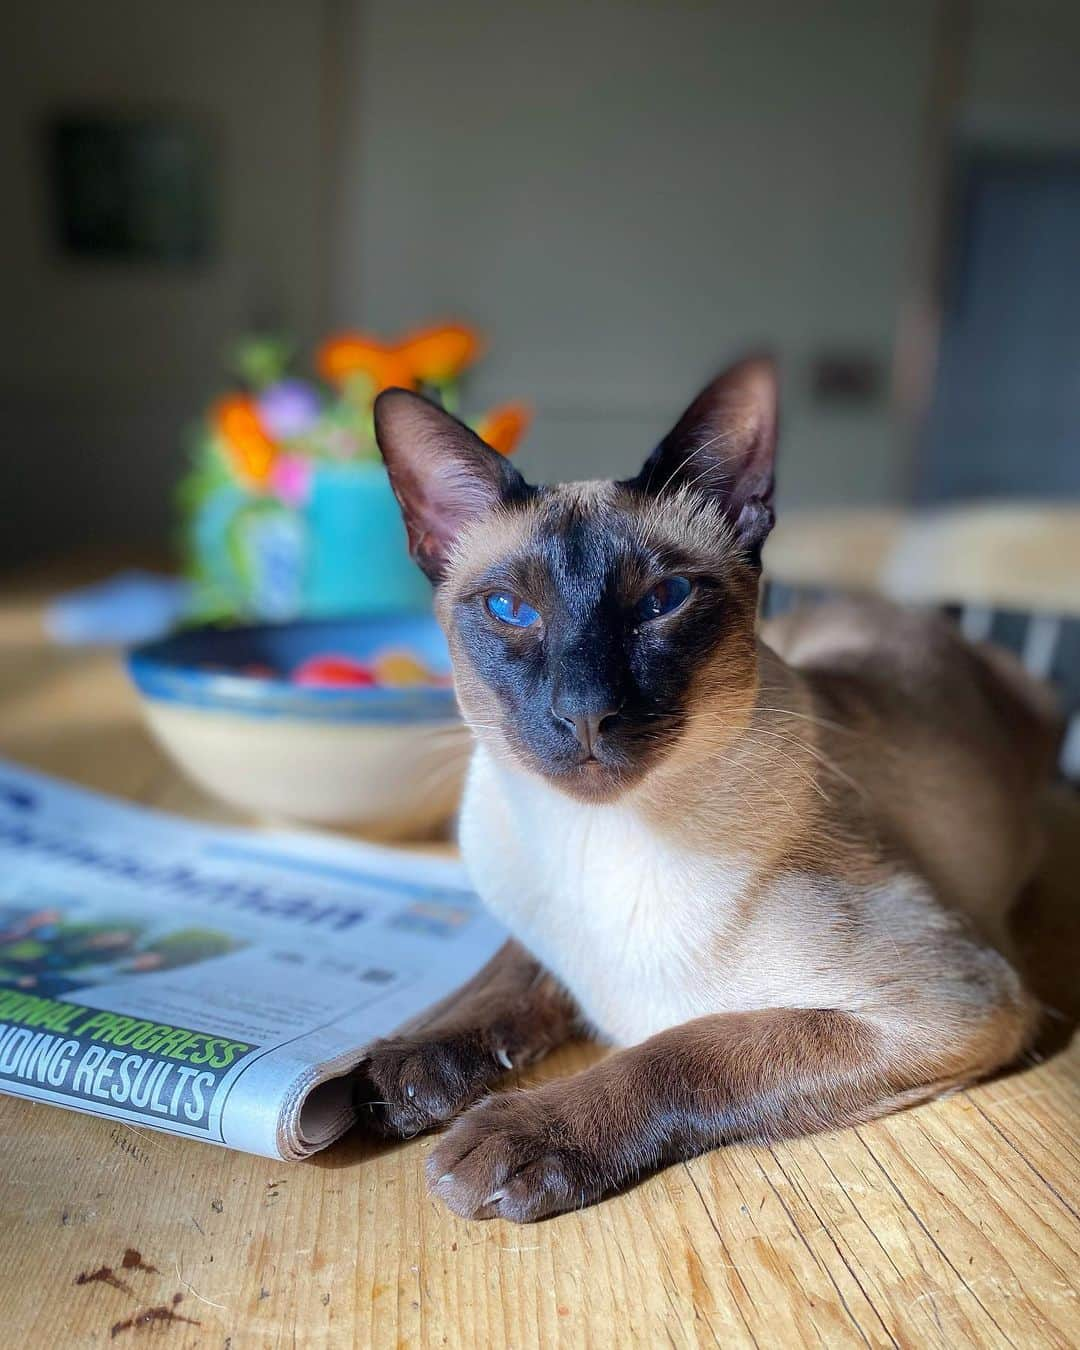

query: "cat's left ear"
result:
(374, 388), (529, 583)
(632, 356), (778, 565)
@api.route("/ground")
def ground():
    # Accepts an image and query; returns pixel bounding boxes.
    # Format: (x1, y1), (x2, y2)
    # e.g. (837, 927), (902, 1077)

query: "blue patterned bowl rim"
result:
(127, 614), (461, 724)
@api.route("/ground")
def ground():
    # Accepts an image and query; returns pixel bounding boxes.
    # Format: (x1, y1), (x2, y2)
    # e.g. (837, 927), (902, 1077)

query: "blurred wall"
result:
(3, 1), (1078, 569)
(332, 0), (937, 507)
(964, 0), (1080, 143)
(0, 0), (331, 567)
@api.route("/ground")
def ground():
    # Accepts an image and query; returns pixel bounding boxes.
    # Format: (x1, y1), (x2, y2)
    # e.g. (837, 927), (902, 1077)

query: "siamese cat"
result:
(361, 356), (1059, 1223)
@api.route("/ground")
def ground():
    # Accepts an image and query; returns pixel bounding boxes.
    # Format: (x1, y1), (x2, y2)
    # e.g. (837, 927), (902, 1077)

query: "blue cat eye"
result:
(636, 575), (692, 622)
(486, 591), (541, 628)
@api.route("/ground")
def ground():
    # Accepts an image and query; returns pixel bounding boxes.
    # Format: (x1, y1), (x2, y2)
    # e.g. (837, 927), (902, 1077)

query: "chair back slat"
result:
(758, 581), (1080, 782)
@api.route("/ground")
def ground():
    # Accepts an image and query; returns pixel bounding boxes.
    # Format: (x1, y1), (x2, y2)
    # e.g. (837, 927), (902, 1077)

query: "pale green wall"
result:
(5, 1), (1079, 565)
(0, 0), (331, 564)
(964, 0), (1080, 141)
(332, 0), (936, 507)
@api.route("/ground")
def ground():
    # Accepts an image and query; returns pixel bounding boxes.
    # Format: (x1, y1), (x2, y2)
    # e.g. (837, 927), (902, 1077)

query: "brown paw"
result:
(426, 1088), (600, 1222)
(357, 1033), (506, 1138)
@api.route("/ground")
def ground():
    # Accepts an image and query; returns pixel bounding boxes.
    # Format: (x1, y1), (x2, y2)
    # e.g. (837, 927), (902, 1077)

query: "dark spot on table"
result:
(121, 1249), (158, 1274)
(110, 1295), (199, 1338)
(75, 1265), (130, 1294)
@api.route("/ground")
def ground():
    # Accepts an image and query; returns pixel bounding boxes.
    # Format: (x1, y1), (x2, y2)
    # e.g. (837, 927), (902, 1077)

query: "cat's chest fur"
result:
(458, 746), (756, 1045)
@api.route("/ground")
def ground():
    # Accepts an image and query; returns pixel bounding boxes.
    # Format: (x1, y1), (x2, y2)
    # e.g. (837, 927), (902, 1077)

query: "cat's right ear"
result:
(374, 388), (529, 583)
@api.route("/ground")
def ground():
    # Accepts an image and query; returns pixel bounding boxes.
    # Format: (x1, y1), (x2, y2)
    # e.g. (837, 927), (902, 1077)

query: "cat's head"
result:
(375, 356), (777, 801)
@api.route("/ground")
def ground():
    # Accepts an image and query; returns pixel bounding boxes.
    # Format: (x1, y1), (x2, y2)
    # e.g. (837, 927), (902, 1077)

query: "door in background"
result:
(917, 151), (1080, 502)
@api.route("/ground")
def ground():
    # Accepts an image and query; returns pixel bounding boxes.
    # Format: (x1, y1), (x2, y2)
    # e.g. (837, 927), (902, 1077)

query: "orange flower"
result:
(475, 402), (531, 456)
(213, 395), (277, 486)
(316, 335), (412, 391)
(396, 323), (483, 384)
(316, 322), (483, 392)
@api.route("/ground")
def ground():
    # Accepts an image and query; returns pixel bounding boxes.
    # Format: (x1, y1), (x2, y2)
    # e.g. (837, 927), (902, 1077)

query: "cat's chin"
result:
(539, 757), (642, 803)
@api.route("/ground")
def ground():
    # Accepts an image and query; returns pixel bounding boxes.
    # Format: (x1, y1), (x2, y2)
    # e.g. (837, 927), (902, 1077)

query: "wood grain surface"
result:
(0, 574), (1077, 1349)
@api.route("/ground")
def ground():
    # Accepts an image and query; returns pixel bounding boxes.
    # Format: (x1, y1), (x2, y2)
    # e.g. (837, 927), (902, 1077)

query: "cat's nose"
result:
(550, 702), (622, 755)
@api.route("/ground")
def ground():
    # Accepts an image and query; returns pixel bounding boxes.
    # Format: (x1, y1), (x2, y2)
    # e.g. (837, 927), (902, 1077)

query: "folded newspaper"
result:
(0, 760), (506, 1160)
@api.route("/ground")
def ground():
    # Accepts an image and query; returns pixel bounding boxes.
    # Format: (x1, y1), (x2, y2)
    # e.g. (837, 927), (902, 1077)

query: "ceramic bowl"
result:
(127, 615), (469, 839)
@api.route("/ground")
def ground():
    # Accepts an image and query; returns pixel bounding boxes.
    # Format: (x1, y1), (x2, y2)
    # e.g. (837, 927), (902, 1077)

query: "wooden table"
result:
(1, 571), (1078, 1349)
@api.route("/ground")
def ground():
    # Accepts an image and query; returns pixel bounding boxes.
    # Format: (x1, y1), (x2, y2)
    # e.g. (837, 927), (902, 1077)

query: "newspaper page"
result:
(0, 759), (506, 1160)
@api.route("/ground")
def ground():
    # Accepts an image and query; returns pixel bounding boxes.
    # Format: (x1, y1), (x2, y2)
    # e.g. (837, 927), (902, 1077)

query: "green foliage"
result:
(227, 334), (294, 390)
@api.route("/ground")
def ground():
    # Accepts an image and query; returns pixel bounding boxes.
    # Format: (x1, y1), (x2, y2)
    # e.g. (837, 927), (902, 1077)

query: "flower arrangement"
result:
(179, 324), (529, 622)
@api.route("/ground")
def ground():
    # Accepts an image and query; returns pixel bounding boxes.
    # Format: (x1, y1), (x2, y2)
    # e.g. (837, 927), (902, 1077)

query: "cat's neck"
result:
(631, 642), (826, 841)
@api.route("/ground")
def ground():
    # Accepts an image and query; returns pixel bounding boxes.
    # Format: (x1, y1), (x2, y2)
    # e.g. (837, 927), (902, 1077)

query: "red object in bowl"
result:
(292, 654), (378, 688)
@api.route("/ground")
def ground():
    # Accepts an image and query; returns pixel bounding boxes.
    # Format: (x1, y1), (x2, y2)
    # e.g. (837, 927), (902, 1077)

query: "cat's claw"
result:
(358, 1034), (504, 1137)
(426, 1089), (600, 1223)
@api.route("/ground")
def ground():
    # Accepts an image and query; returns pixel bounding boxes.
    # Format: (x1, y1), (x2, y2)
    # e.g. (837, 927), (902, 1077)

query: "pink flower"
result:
(270, 454), (313, 508)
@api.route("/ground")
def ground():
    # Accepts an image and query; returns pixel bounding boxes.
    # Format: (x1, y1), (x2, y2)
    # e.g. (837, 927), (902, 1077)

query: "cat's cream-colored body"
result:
(459, 744), (1029, 1058)
(462, 744), (756, 1044)
(461, 743), (911, 1047)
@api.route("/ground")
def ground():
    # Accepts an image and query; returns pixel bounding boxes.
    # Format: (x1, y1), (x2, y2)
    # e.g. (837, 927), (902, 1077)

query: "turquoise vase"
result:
(191, 461), (432, 621)
(304, 462), (431, 615)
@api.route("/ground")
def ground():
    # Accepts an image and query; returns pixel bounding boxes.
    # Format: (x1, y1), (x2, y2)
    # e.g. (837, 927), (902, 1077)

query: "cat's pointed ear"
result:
(374, 388), (529, 582)
(633, 356), (779, 565)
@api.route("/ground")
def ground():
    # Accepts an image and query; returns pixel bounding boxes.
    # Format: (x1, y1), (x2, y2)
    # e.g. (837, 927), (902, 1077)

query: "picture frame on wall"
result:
(46, 109), (216, 265)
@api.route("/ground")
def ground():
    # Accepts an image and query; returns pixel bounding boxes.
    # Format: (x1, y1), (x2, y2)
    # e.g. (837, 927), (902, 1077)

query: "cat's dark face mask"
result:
(375, 357), (778, 801)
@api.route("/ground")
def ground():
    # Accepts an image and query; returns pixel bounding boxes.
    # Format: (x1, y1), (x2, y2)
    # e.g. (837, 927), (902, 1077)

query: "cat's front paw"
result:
(357, 1033), (499, 1138)
(427, 1088), (601, 1222)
